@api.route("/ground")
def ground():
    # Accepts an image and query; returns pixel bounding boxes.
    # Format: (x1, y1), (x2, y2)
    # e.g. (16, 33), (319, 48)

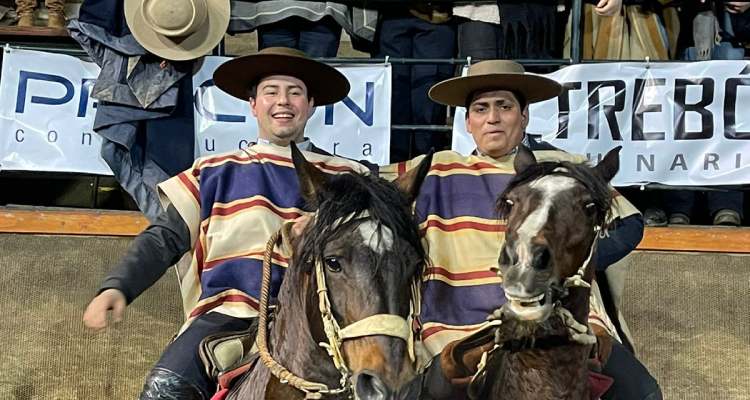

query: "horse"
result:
(466, 145), (622, 400)
(227, 143), (432, 400)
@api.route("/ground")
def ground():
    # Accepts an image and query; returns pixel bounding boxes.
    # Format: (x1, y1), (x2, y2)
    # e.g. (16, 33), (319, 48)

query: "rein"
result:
(256, 212), (420, 399)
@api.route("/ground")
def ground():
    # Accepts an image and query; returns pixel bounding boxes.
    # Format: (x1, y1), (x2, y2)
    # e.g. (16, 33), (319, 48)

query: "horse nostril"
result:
(354, 371), (391, 400)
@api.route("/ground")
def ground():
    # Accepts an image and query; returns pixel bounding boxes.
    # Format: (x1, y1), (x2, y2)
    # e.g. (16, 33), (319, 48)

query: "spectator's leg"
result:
(662, 189), (695, 224)
(298, 16), (342, 57)
(457, 19), (501, 60)
(45, 0), (65, 28)
(601, 342), (662, 400)
(15, 0), (36, 27)
(257, 17), (300, 51)
(642, 190), (667, 227)
(707, 190), (743, 225)
(139, 313), (253, 399)
(373, 13), (414, 162)
(411, 18), (456, 155)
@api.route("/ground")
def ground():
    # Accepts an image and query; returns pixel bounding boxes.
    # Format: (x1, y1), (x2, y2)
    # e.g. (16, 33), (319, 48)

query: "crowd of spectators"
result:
(10, 0), (747, 227)
(223, 0), (749, 227)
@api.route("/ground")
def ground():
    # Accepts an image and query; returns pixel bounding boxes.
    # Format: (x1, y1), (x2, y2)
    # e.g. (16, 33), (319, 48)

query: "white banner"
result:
(0, 48), (110, 175)
(0, 50), (392, 175)
(452, 62), (750, 186)
(193, 57), (392, 164)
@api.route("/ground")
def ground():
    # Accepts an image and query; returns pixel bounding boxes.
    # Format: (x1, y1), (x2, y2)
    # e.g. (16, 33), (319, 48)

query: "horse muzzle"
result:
(353, 371), (421, 400)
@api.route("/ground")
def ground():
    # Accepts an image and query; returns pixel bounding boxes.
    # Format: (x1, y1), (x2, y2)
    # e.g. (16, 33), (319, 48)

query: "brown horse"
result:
(227, 144), (432, 400)
(470, 145), (621, 399)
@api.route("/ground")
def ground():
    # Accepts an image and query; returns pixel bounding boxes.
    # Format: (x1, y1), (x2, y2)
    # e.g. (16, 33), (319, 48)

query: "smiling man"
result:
(82, 47), (369, 400)
(383, 60), (661, 400)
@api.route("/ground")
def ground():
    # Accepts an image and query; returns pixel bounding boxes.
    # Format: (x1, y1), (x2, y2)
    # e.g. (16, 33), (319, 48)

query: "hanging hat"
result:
(213, 47), (350, 106)
(124, 0), (229, 61)
(429, 60), (562, 107)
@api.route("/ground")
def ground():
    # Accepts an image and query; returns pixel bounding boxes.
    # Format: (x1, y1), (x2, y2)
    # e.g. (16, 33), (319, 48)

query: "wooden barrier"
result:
(0, 207), (748, 253)
(0, 208), (148, 237)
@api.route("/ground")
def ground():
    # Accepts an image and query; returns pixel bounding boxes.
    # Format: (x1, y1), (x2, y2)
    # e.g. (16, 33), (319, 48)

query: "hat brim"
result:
(429, 73), (562, 107)
(124, 0), (230, 61)
(213, 54), (350, 106)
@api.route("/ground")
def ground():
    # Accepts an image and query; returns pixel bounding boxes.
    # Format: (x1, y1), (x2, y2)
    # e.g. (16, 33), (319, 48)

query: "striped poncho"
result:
(382, 149), (640, 357)
(157, 142), (368, 331)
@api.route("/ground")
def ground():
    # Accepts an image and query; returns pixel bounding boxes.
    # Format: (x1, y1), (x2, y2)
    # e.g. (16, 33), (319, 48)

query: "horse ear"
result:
(594, 146), (621, 183)
(291, 142), (327, 209)
(394, 150), (434, 203)
(513, 144), (537, 174)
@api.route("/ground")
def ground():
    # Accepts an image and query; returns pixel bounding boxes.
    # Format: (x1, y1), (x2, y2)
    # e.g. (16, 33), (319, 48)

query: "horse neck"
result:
(269, 265), (342, 384)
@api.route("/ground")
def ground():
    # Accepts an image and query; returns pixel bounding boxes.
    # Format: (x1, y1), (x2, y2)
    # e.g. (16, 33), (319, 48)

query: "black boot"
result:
(139, 367), (206, 400)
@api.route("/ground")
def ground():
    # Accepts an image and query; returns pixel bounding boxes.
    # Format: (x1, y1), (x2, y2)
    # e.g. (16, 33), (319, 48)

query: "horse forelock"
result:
(298, 171), (426, 281)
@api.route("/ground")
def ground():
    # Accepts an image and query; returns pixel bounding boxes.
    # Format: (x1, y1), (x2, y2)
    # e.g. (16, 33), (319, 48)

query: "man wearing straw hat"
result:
(83, 47), (368, 399)
(382, 60), (662, 399)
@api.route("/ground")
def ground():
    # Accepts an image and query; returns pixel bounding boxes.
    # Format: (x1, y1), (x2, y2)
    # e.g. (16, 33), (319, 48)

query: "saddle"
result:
(198, 319), (260, 386)
(439, 321), (615, 400)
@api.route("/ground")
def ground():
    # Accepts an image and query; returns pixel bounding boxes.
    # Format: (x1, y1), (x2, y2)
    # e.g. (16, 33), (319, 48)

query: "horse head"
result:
(496, 145), (621, 325)
(280, 143), (432, 400)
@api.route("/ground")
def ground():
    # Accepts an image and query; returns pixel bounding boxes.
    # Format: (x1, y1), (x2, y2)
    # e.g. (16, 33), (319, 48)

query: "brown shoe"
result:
(17, 12), (34, 27)
(47, 12), (66, 29)
(15, 0), (36, 26)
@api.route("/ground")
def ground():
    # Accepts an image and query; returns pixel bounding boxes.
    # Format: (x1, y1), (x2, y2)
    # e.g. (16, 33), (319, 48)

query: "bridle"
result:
(256, 211), (422, 399)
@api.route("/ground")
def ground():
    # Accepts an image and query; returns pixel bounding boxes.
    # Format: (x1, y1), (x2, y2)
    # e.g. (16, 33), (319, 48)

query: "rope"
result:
(255, 230), (335, 399)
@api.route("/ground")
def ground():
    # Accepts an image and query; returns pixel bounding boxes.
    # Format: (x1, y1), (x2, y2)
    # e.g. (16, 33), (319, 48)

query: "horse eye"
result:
(324, 257), (342, 273)
(505, 199), (514, 207)
(584, 202), (597, 215)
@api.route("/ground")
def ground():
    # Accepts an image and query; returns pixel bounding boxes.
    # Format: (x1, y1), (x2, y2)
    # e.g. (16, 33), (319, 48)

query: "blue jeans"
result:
(663, 190), (744, 220)
(602, 342), (663, 400)
(257, 16), (342, 57)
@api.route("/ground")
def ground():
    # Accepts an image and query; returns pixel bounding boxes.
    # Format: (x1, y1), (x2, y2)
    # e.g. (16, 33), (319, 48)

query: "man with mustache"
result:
(384, 59), (662, 400)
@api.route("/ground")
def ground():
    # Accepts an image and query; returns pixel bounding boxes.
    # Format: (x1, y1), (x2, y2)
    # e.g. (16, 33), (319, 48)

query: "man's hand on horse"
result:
(291, 214), (312, 237)
(83, 288), (127, 331)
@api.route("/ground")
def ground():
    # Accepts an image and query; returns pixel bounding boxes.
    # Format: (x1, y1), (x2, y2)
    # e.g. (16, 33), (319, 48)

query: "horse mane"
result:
(496, 160), (613, 229)
(297, 171), (426, 281)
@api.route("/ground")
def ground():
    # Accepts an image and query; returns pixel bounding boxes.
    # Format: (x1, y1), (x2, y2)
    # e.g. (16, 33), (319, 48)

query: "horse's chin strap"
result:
(562, 224), (604, 290)
(557, 224), (605, 346)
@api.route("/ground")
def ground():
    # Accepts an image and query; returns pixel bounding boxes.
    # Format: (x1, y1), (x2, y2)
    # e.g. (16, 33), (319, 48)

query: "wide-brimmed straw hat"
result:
(124, 0), (230, 61)
(429, 60), (562, 107)
(212, 47), (350, 106)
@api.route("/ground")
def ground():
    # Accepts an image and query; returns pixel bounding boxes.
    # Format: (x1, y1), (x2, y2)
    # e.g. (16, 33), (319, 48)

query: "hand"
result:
(291, 214), (312, 238)
(726, 1), (750, 14)
(594, 0), (622, 16)
(83, 289), (127, 332)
